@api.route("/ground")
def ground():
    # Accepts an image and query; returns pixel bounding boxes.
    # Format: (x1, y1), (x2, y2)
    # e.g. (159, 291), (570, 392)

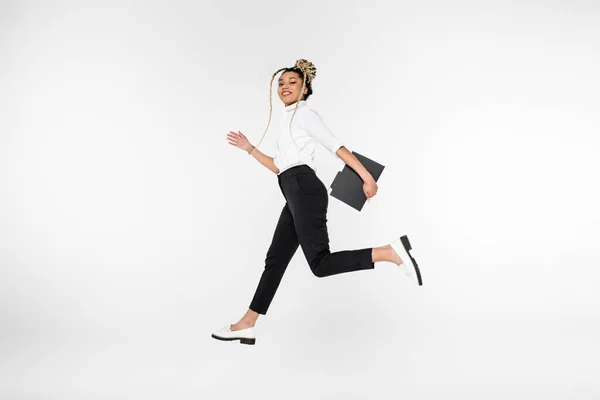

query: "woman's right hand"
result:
(227, 130), (253, 153)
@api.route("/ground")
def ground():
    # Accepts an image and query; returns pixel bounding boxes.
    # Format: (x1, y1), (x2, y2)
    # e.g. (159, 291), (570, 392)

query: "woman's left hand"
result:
(363, 177), (378, 199)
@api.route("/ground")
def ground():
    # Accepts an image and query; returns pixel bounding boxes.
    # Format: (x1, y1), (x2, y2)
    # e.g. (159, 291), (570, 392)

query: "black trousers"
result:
(249, 164), (374, 315)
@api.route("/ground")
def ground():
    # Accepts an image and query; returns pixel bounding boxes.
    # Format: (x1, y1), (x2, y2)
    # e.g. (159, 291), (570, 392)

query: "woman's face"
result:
(277, 71), (308, 106)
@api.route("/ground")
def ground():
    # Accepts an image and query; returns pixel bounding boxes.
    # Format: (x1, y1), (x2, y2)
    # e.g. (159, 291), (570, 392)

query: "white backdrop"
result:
(1, 0), (599, 398)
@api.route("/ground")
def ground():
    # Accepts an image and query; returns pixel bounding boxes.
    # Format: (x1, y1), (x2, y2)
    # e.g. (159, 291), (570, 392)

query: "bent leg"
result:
(290, 175), (374, 278)
(249, 203), (299, 315)
(297, 213), (374, 278)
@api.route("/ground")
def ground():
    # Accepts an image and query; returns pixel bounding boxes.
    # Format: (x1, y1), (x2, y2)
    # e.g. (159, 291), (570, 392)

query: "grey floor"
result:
(1, 316), (597, 399)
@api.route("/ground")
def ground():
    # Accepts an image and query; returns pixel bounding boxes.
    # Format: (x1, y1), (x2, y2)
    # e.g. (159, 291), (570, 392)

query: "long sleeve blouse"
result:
(273, 100), (345, 175)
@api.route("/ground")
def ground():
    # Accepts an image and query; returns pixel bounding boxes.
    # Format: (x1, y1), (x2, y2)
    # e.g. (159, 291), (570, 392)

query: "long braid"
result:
(288, 77), (305, 153)
(253, 67), (287, 151)
(288, 59), (316, 154)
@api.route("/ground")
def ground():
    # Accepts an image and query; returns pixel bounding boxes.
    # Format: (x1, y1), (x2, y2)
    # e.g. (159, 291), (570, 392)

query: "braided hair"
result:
(253, 59), (317, 154)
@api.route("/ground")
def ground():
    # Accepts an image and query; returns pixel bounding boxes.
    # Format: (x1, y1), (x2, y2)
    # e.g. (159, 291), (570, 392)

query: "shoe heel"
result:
(400, 235), (423, 286)
(240, 338), (256, 345)
(400, 235), (412, 251)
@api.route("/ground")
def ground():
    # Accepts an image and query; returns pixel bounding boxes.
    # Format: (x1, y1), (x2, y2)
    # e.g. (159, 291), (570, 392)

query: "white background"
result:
(1, 0), (599, 398)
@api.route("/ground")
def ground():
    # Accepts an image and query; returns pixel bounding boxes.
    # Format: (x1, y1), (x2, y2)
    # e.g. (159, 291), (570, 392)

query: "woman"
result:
(212, 59), (422, 345)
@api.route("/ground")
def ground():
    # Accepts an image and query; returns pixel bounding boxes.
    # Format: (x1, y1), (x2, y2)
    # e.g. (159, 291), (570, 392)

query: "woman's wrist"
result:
(247, 145), (256, 155)
(360, 171), (374, 182)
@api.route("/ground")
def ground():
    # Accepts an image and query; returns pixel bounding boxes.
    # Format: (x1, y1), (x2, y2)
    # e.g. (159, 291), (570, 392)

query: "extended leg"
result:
(247, 202), (299, 315)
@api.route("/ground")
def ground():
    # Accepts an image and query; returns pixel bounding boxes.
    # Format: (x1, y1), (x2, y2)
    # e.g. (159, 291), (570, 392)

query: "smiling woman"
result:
(257, 58), (317, 158)
(278, 70), (312, 103)
(217, 58), (423, 345)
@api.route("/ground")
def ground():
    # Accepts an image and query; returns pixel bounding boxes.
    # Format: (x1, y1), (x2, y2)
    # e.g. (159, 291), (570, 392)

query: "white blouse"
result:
(273, 100), (345, 175)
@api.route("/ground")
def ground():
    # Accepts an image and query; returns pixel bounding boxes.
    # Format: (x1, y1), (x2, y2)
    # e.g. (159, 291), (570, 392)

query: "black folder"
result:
(329, 151), (385, 211)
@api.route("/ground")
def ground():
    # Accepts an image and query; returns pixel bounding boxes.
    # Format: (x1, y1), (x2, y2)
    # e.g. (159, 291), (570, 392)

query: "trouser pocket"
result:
(295, 173), (325, 196)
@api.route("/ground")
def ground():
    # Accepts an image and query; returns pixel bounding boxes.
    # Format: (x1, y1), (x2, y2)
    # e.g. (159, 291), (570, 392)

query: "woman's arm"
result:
(337, 146), (378, 198)
(299, 112), (374, 183)
(298, 112), (378, 198)
(227, 130), (279, 175)
(335, 146), (374, 183)
(249, 147), (279, 175)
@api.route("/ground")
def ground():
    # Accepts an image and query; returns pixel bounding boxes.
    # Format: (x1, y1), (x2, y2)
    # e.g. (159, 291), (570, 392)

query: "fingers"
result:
(226, 133), (238, 144)
(227, 131), (241, 144)
(227, 131), (250, 151)
(364, 185), (378, 198)
(227, 131), (246, 142)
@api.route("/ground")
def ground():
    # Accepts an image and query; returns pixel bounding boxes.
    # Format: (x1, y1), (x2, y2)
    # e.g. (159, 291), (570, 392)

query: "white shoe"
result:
(390, 235), (423, 286)
(211, 324), (256, 345)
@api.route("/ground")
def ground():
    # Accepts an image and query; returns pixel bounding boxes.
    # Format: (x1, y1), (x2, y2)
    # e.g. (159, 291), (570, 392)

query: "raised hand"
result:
(227, 130), (253, 153)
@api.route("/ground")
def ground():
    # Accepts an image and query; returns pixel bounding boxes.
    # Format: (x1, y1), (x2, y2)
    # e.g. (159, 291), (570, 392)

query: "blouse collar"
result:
(284, 100), (307, 112)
